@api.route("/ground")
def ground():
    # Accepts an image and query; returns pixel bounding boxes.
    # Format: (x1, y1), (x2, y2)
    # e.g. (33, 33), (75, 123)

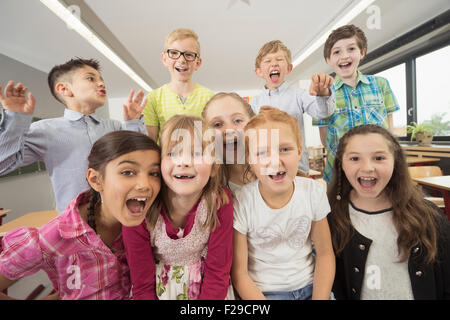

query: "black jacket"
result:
(333, 214), (450, 300)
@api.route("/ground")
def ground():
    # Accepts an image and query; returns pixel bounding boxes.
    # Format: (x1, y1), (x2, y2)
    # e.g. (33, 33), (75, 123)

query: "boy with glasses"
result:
(143, 28), (214, 142)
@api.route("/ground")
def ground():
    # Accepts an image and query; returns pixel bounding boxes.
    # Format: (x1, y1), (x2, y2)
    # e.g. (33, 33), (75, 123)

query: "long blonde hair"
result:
(147, 115), (229, 232)
(202, 92), (256, 188)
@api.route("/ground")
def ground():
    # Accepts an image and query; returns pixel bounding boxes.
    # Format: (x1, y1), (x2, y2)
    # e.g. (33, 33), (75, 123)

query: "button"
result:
(359, 244), (366, 251)
(412, 247), (420, 254)
(415, 271), (423, 277)
(354, 267), (360, 273)
(351, 288), (356, 294)
(354, 106), (358, 109)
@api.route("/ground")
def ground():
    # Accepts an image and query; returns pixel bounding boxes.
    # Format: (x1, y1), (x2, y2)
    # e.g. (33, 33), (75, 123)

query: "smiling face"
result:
(341, 133), (394, 208)
(248, 121), (302, 199)
(60, 65), (107, 113)
(204, 96), (252, 157)
(160, 127), (215, 199)
(255, 49), (293, 90)
(88, 149), (161, 226)
(162, 37), (202, 82)
(326, 36), (366, 84)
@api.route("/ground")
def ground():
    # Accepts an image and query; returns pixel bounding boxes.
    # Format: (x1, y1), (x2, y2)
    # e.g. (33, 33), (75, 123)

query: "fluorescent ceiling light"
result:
(40, 0), (152, 92)
(292, 0), (376, 69)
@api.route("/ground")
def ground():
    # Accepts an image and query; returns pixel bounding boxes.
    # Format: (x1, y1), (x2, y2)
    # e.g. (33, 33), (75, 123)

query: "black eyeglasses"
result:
(166, 49), (198, 61)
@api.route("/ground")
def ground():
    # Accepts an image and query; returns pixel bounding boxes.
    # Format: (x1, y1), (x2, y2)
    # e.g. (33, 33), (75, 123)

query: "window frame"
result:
(360, 10), (450, 142)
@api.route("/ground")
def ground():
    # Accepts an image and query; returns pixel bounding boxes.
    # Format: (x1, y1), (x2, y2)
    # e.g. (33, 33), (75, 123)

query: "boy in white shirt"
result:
(250, 40), (335, 174)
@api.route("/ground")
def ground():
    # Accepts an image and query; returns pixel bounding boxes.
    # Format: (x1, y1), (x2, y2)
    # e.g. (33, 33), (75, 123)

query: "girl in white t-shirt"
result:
(232, 107), (335, 300)
(202, 92), (255, 195)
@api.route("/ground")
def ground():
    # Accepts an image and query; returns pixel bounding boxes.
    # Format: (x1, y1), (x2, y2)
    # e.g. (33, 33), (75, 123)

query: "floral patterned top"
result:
(122, 188), (233, 300)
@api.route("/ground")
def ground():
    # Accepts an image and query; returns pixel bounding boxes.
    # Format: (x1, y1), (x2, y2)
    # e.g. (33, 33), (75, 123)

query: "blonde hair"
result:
(202, 92), (256, 189)
(202, 92), (255, 121)
(164, 28), (201, 55)
(243, 106), (306, 179)
(255, 40), (292, 69)
(147, 115), (229, 232)
(245, 106), (301, 148)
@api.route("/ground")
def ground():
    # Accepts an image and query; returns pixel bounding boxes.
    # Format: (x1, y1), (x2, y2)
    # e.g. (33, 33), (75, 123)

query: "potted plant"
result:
(406, 121), (434, 146)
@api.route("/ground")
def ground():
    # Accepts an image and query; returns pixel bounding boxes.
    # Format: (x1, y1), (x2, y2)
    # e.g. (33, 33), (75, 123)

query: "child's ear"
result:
(194, 57), (202, 71)
(55, 82), (73, 98)
(86, 168), (103, 193)
(287, 63), (293, 74)
(161, 51), (169, 66)
(360, 48), (367, 60)
(255, 67), (264, 79)
(298, 145), (303, 157)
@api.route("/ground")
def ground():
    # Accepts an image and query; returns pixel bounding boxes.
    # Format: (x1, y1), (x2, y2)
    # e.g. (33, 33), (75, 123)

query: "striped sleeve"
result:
(143, 91), (159, 126)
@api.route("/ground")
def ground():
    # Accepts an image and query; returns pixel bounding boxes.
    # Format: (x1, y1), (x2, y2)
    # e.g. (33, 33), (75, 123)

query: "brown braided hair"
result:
(87, 189), (100, 232)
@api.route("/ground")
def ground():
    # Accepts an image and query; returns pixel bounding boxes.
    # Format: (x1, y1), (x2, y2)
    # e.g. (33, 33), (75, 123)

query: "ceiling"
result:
(0, 0), (449, 109)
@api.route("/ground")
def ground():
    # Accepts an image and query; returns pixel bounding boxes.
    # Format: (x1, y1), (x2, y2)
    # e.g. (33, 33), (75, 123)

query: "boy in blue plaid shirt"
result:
(313, 25), (399, 183)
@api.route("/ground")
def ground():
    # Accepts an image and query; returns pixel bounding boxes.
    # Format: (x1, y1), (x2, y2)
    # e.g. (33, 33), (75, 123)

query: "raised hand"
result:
(309, 73), (334, 96)
(0, 81), (36, 114)
(123, 89), (147, 121)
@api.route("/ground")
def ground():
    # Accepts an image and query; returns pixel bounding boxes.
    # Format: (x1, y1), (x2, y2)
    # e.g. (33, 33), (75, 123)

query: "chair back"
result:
(408, 166), (443, 179)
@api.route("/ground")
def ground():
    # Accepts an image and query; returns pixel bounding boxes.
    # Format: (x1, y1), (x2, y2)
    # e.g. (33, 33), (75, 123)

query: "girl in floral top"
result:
(0, 131), (161, 300)
(123, 115), (234, 300)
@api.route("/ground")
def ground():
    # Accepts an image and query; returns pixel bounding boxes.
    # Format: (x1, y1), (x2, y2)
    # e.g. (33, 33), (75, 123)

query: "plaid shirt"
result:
(313, 71), (399, 183)
(0, 191), (131, 300)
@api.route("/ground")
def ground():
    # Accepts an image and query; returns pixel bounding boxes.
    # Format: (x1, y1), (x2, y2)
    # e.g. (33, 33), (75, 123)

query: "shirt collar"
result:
(263, 81), (289, 96)
(64, 108), (100, 123)
(333, 70), (369, 90)
(58, 190), (93, 239)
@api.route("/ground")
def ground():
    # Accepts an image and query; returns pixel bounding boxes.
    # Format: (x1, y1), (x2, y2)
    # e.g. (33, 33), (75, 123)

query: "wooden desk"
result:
(412, 175), (450, 220)
(0, 209), (12, 225)
(406, 156), (441, 166)
(0, 210), (57, 237)
(403, 145), (450, 158)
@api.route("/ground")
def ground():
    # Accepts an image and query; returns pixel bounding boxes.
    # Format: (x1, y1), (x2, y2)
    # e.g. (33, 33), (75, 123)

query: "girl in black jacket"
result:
(327, 124), (450, 299)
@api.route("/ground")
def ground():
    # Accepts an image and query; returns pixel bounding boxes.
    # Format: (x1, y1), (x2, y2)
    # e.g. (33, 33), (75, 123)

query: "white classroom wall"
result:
(0, 54), (57, 221)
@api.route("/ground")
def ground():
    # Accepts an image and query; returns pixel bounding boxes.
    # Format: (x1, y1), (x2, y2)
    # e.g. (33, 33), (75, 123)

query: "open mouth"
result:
(126, 197), (148, 216)
(224, 138), (238, 150)
(270, 70), (280, 82)
(358, 177), (377, 188)
(97, 89), (107, 96)
(174, 174), (195, 180)
(269, 171), (286, 181)
(175, 66), (188, 73)
(338, 62), (352, 69)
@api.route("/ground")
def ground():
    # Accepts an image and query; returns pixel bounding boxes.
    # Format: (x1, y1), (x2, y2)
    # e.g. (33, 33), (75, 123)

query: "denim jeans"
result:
(263, 282), (314, 300)
(263, 283), (336, 300)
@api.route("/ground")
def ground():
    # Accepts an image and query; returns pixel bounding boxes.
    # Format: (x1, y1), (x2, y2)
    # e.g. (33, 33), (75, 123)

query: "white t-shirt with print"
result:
(233, 176), (330, 292)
